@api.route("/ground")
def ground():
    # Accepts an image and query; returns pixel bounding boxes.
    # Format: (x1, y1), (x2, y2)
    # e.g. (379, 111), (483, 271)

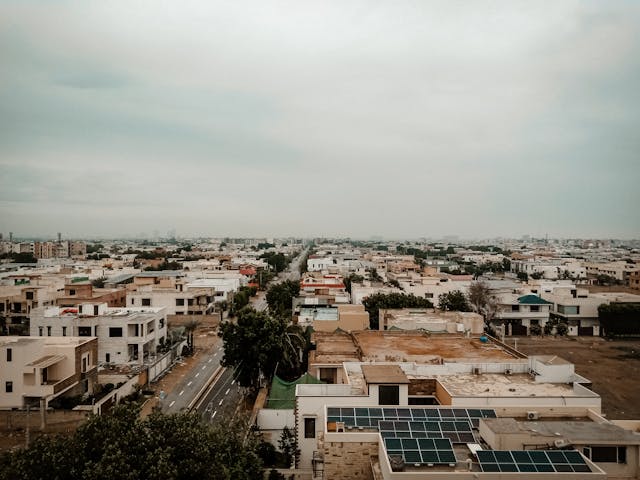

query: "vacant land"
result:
(513, 336), (640, 420)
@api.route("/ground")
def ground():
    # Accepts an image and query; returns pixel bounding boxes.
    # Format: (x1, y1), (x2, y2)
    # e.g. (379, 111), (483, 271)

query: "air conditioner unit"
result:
(554, 439), (571, 449)
(505, 368), (513, 375)
(527, 411), (539, 420)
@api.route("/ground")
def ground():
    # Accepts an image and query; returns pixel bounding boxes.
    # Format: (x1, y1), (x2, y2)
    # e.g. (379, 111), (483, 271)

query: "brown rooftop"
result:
(353, 330), (517, 363)
(361, 364), (409, 384)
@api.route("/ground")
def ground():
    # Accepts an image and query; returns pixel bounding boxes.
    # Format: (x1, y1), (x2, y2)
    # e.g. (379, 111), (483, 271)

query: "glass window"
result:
(5, 381), (12, 393)
(6, 348), (11, 362)
(109, 327), (123, 337)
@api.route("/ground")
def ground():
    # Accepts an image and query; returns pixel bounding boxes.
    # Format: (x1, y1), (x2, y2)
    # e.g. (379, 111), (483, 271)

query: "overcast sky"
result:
(1, 1), (639, 240)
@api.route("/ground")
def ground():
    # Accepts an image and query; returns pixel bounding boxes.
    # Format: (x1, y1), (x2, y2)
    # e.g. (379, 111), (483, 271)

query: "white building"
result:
(30, 303), (167, 365)
(0, 336), (97, 409)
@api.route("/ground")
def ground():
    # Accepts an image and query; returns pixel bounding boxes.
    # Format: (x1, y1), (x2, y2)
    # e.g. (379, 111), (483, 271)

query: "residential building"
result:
(0, 336), (97, 409)
(492, 294), (552, 336)
(57, 280), (126, 308)
(295, 304), (369, 332)
(30, 303), (167, 365)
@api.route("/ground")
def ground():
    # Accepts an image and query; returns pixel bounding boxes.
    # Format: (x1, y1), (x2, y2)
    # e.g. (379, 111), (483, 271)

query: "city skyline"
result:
(1, 1), (639, 238)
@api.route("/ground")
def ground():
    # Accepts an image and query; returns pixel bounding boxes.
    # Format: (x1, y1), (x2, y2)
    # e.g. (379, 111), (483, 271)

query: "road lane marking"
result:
(218, 399), (223, 406)
(231, 380), (235, 385)
(212, 411), (217, 419)
(195, 372), (200, 377)
(208, 358), (212, 362)
(179, 390), (184, 396)
(225, 388), (230, 395)
(201, 365), (207, 370)
(169, 401), (175, 408)
(187, 381), (192, 386)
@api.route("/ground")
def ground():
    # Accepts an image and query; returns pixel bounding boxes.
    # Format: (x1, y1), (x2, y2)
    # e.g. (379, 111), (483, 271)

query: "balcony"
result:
(23, 373), (77, 397)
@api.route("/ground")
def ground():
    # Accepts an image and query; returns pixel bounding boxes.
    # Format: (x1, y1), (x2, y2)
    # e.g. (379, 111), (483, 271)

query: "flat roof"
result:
(438, 373), (594, 398)
(27, 354), (66, 368)
(361, 364), (409, 384)
(352, 331), (517, 363)
(483, 418), (640, 444)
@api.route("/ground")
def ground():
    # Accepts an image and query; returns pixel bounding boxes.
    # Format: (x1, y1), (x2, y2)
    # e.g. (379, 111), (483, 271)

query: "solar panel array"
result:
(385, 437), (457, 466)
(477, 450), (592, 473)
(378, 420), (476, 443)
(326, 407), (496, 429)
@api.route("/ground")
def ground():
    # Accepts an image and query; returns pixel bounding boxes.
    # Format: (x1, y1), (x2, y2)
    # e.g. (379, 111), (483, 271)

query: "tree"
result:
(530, 271), (544, 280)
(517, 272), (528, 282)
(343, 273), (364, 294)
(266, 280), (300, 319)
(529, 323), (542, 336)
(438, 290), (471, 312)
(278, 426), (299, 467)
(92, 277), (107, 288)
(362, 292), (433, 330)
(183, 319), (201, 354)
(468, 281), (498, 326)
(0, 404), (263, 480)
(599, 303), (640, 337)
(219, 308), (287, 390)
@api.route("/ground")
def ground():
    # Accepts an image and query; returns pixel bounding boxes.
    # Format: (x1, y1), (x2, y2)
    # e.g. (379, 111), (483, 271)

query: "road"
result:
(159, 337), (225, 413)
(197, 367), (245, 425)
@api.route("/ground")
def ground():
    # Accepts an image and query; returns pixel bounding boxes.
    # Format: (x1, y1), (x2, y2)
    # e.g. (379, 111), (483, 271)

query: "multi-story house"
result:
(492, 294), (552, 336)
(29, 303), (167, 365)
(0, 336), (97, 409)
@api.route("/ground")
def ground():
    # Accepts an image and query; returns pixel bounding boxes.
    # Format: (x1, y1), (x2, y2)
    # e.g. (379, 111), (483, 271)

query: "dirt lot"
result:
(513, 335), (640, 420)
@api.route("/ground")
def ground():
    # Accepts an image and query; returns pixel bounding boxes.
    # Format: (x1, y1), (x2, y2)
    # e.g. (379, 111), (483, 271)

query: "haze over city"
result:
(1, 1), (639, 239)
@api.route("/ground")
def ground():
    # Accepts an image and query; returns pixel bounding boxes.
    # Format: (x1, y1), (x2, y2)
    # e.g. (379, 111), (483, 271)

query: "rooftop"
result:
(361, 364), (410, 384)
(483, 418), (640, 444)
(353, 331), (517, 363)
(438, 373), (595, 398)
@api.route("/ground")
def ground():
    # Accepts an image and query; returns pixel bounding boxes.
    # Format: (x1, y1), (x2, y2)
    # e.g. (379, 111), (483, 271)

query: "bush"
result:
(529, 324), (542, 336)
(556, 323), (568, 336)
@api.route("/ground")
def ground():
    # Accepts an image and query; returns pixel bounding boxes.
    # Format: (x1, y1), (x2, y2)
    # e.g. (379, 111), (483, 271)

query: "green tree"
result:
(266, 280), (300, 319)
(219, 308), (287, 390)
(343, 273), (365, 294)
(278, 426), (299, 467)
(92, 277), (107, 288)
(362, 292), (433, 330)
(438, 290), (471, 312)
(0, 404), (263, 480)
(517, 272), (528, 282)
(530, 271), (544, 280)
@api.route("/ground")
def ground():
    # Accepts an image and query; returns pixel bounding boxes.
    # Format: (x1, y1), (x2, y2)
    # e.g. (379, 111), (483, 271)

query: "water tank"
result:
(479, 336), (488, 343)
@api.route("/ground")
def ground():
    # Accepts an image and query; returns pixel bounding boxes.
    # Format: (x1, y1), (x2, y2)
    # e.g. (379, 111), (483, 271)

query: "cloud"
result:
(0, 0), (639, 238)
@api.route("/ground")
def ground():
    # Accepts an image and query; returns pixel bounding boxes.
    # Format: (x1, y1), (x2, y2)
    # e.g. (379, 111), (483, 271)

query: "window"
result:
(319, 368), (337, 384)
(47, 326), (51, 336)
(131, 298), (134, 305)
(379, 385), (400, 405)
(188, 299), (194, 306)
(584, 446), (626, 463)
(69, 289), (76, 295)
(26, 291), (34, 300)
(6, 348), (11, 362)
(106, 353), (111, 363)
(530, 305), (540, 312)
(109, 327), (123, 337)
(425, 293), (434, 299)
(5, 381), (12, 393)
(304, 418), (316, 438)
(176, 298), (185, 306)
(511, 305), (520, 312)
(62, 326), (67, 336)
(78, 326), (92, 336)
(94, 305), (99, 315)
(142, 298), (151, 306)
(38, 327), (43, 336)
(558, 305), (579, 315)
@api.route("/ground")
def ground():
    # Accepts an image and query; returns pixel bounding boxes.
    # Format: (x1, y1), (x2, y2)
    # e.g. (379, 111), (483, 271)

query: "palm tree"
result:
(184, 318), (201, 352)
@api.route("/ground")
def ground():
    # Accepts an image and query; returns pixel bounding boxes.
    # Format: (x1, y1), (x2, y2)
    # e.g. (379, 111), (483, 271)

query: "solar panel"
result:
(384, 436), (457, 466)
(477, 450), (592, 474)
(326, 406), (497, 431)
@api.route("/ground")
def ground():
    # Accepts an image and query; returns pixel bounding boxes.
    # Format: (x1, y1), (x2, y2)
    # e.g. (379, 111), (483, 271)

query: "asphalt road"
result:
(159, 337), (225, 414)
(198, 367), (245, 425)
